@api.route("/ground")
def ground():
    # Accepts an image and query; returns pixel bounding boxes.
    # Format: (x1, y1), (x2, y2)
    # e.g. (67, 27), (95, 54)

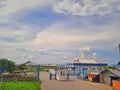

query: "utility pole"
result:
(118, 44), (120, 53)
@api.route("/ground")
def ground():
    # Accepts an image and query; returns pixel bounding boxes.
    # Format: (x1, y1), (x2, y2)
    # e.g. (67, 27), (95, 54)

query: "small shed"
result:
(100, 69), (120, 86)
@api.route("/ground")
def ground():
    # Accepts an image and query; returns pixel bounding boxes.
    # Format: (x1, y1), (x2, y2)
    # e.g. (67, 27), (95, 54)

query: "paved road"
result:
(40, 72), (113, 90)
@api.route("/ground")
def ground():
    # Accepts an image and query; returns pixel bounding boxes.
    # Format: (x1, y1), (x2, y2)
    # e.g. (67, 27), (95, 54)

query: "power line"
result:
(98, 44), (120, 61)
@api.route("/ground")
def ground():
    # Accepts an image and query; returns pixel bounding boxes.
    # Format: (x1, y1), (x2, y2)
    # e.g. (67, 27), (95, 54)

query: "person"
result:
(49, 72), (52, 80)
(55, 70), (56, 80)
(67, 73), (69, 80)
(85, 75), (88, 80)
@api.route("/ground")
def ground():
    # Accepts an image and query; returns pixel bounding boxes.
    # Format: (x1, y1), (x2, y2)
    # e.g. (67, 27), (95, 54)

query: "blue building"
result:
(67, 58), (107, 79)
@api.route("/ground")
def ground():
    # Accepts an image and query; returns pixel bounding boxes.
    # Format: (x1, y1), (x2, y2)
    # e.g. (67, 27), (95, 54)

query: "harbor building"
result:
(67, 59), (107, 79)
(67, 48), (107, 79)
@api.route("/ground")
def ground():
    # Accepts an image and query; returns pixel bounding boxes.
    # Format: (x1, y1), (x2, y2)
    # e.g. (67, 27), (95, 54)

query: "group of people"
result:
(49, 69), (56, 80)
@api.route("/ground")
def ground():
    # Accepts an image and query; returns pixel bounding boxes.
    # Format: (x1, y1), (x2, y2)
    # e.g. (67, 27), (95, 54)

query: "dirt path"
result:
(40, 72), (113, 90)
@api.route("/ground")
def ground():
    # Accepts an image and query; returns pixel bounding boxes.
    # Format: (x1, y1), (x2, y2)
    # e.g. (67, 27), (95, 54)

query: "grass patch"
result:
(0, 80), (41, 90)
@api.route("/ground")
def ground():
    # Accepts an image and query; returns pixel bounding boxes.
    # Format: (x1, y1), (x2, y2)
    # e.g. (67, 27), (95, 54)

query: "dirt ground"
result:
(40, 72), (113, 90)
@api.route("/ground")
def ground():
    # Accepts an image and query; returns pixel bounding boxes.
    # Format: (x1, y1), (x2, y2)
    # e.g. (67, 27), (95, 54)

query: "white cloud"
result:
(32, 22), (120, 50)
(53, 0), (120, 16)
(0, 22), (119, 64)
(0, 26), (30, 41)
(0, 0), (119, 64)
(0, 25), (36, 63)
(0, 0), (56, 22)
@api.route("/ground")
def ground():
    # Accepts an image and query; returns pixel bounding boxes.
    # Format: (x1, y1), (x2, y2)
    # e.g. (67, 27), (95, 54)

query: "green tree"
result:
(18, 65), (28, 70)
(0, 58), (16, 73)
(104, 66), (116, 69)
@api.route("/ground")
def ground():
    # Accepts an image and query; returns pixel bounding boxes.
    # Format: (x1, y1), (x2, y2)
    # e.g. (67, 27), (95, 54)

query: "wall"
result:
(100, 71), (117, 85)
(68, 65), (105, 76)
(112, 80), (120, 90)
(77, 65), (104, 76)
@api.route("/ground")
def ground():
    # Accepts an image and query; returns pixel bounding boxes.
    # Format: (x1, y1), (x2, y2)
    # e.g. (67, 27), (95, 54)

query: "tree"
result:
(0, 58), (16, 73)
(104, 66), (116, 69)
(18, 65), (28, 70)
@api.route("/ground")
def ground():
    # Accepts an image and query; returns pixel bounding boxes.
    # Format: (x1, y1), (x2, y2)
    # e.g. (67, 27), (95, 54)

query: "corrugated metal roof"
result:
(108, 69), (120, 77)
(73, 59), (100, 64)
(100, 69), (120, 77)
(116, 68), (120, 71)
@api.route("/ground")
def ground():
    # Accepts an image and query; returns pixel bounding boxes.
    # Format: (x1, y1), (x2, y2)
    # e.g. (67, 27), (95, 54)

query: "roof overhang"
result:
(67, 63), (107, 66)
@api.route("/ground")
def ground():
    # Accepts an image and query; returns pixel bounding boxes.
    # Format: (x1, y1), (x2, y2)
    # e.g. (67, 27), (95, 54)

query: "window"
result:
(84, 68), (88, 70)
(99, 68), (102, 70)
(92, 68), (95, 70)
(98, 66), (102, 71)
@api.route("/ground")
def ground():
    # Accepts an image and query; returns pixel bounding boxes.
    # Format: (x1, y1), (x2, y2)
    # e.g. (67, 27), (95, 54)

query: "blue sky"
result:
(0, 0), (120, 64)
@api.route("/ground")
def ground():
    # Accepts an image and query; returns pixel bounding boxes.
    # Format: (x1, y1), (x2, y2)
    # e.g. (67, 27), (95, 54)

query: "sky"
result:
(0, 0), (120, 65)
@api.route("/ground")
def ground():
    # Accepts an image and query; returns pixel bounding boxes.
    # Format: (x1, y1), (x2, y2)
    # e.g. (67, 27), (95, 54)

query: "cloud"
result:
(53, 0), (120, 16)
(0, 25), (37, 63)
(0, 0), (56, 22)
(0, 25), (38, 59)
(0, 21), (119, 64)
(0, 0), (120, 64)
(0, 26), (32, 43)
(32, 22), (120, 50)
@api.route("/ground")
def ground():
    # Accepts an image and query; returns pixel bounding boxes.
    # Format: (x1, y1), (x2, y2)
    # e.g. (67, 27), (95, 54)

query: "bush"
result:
(0, 58), (16, 73)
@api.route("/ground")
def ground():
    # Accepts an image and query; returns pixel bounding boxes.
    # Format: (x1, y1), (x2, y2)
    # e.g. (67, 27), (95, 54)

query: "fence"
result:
(0, 65), (39, 81)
